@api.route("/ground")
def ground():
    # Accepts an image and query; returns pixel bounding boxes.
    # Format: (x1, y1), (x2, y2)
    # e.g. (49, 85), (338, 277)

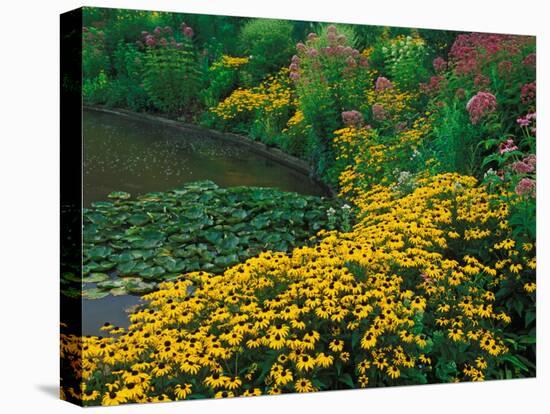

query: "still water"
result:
(81, 109), (326, 335)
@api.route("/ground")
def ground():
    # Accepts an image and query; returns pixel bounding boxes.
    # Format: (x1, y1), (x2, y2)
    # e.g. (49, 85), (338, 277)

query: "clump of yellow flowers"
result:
(63, 171), (534, 405)
(210, 68), (295, 121)
(211, 55), (250, 70)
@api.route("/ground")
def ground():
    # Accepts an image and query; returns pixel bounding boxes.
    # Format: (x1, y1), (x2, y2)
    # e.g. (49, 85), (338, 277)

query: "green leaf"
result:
(96, 279), (125, 289)
(128, 213), (150, 226)
(110, 287), (128, 296)
(82, 273), (110, 283)
(86, 246), (112, 260)
(82, 288), (110, 300)
(337, 373), (355, 388)
(108, 191), (131, 200)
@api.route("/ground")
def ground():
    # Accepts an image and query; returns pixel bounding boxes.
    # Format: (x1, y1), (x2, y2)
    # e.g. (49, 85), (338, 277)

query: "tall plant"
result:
(140, 24), (201, 116)
(290, 24), (372, 183)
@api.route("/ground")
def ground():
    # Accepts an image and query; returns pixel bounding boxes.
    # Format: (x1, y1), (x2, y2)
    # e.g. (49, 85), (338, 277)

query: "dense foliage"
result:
(67, 7), (536, 406)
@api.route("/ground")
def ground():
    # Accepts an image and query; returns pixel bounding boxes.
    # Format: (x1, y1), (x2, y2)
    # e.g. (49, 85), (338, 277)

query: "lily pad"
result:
(126, 280), (157, 294)
(82, 288), (110, 300)
(82, 273), (110, 283)
(110, 287), (128, 296)
(108, 191), (131, 200)
(97, 279), (125, 289)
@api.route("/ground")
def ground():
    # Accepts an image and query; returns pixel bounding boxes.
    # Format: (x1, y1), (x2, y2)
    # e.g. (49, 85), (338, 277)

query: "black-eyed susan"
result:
(214, 390), (234, 399)
(295, 378), (315, 393)
(387, 366), (400, 379)
(329, 339), (344, 352)
(296, 354), (316, 371)
(102, 390), (126, 406)
(174, 383), (192, 400)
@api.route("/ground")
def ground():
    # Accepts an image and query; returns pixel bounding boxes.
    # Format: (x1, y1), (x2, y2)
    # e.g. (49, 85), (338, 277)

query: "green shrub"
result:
(239, 19), (295, 83)
(83, 70), (109, 104)
(83, 27), (110, 80)
(381, 35), (430, 90)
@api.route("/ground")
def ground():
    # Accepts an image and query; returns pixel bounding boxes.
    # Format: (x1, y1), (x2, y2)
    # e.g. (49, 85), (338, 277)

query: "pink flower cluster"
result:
(289, 54), (300, 80)
(515, 177), (535, 197)
(521, 81), (536, 105)
(341, 110), (364, 127)
(466, 91), (497, 124)
(375, 76), (393, 92)
(139, 23), (193, 49)
(498, 138), (518, 154)
(498, 60), (513, 76)
(449, 33), (530, 75)
(511, 154), (536, 174)
(517, 112), (536, 127)
(474, 74), (490, 88)
(432, 57), (447, 73)
(420, 75), (445, 96)
(290, 25), (368, 82)
(372, 103), (387, 121)
(180, 22), (194, 39)
(523, 53), (536, 68)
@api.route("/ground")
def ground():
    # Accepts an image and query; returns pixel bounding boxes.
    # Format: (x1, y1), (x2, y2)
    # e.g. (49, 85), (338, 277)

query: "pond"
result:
(81, 108), (327, 336)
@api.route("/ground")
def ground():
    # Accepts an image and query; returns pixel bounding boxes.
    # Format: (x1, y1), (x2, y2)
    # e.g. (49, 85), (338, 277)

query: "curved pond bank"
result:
(84, 105), (334, 204)
(81, 108), (331, 336)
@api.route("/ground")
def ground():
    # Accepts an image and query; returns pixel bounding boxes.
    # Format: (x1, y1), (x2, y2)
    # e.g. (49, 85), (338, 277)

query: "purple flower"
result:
(515, 177), (535, 197)
(517, 116), (530, 127)
(145, 35), (156, 47)
(523, 53), (536, 68)
(375, 76), (393, 92)
(466, 91), (497, 124)
(372, 103), (387, 121)
(183, 26), (194, 38)
(433, 57), (447, 73)
(306, 48), (318, 58)
(307, 32), (318, 41)
(511, 161), (534, 174)
(498, 138), (518, 154)
(341, 110), (363, 127)
(524, 154), (536, 168)
(521, 81), (536, 104)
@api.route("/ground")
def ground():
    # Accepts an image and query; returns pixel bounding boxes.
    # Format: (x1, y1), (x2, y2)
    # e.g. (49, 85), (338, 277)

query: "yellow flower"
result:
(295, 378), (315, 393)
(328, 339), (344, 352)
(174, 383), (192, 400)
(296, 354), (316, 371)
(448, 327), (464, 342)
(102, 390), (126, 406)
(387, 366), (400, 379)
(214, 390), (235, 399)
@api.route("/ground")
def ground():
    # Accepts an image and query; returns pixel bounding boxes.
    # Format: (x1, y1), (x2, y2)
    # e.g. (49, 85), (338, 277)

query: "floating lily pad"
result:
(97, 279), (125, 289)
(82, 288), (110, 300)
(110, 287), (128, 296)
(125, 280), (157, 294)
(62, 272), (81, 283)
(108, 191), (131, 200)
(82, 273), (110, 283)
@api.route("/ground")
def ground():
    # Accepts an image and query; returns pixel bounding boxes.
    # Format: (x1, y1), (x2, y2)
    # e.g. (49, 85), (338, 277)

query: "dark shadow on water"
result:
(36, 384), (59, 399)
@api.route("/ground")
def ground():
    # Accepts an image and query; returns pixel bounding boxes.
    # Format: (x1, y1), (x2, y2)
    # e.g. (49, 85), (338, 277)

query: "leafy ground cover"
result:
(62, 181), (351, 299)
